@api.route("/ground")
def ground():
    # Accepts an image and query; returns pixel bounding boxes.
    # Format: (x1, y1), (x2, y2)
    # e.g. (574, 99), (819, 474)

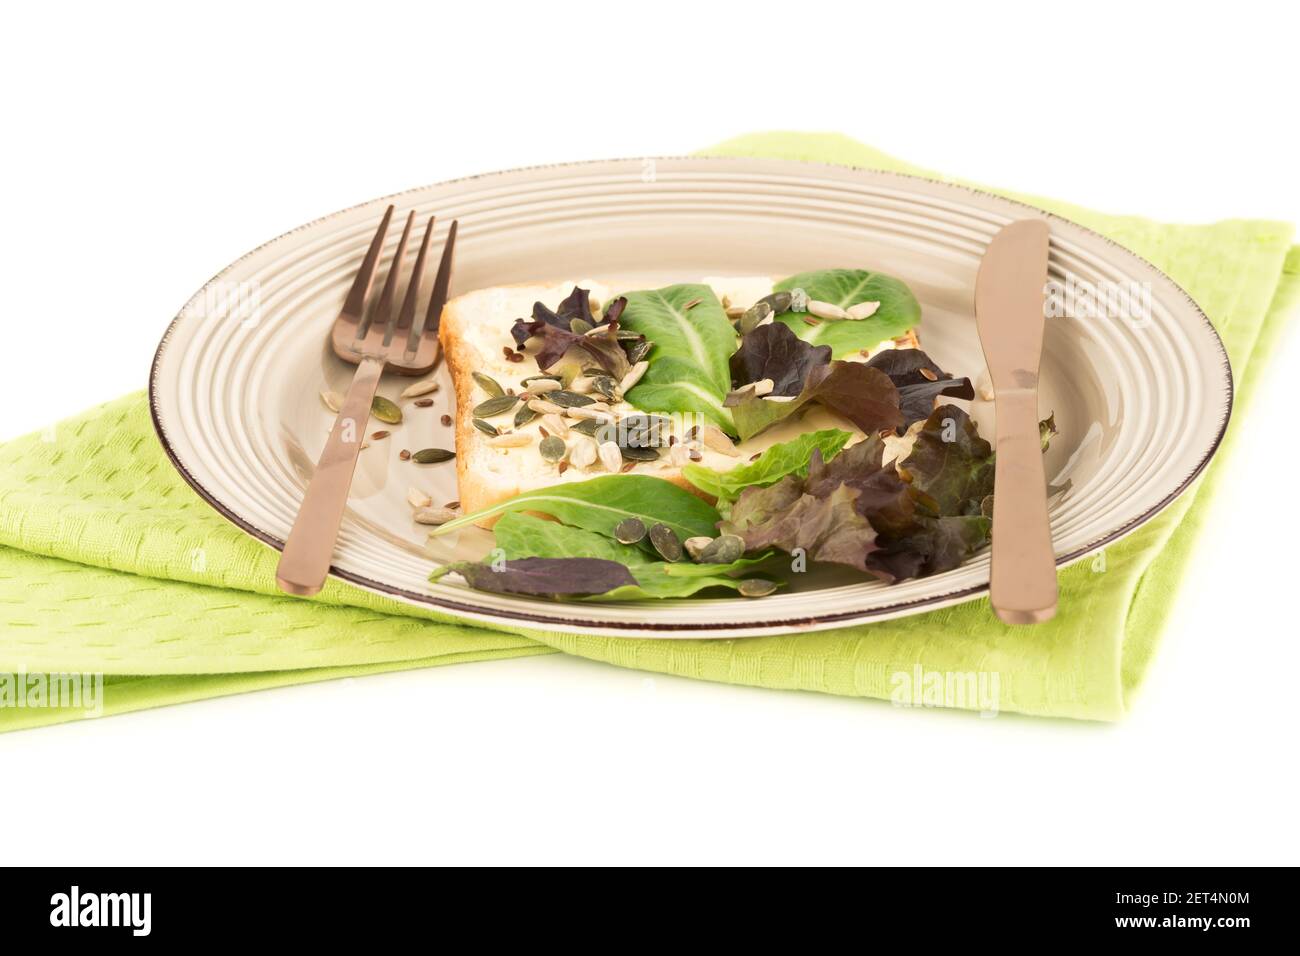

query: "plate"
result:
(150, 157), (1231, 637)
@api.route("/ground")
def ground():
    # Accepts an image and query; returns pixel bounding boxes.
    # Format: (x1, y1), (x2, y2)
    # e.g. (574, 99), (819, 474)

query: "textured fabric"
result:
(1, 133), (1295, 731)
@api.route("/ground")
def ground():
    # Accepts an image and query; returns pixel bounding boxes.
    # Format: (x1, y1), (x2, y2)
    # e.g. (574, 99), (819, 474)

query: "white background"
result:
(2, 1), (1297, 865)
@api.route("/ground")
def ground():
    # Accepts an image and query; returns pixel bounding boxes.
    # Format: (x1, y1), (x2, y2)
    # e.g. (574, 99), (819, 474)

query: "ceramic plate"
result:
(150, 158), (1231, 637)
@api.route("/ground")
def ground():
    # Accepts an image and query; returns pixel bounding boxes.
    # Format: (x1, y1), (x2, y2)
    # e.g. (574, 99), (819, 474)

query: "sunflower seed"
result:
(525, 378), (563, 394)
(846, 300), (881, 320)
(683, 536), (713, 561)
(472, 418), (499, 437)
(541, 413), (569, 435)
(614, 518), (647, 544)
(789, 287), (809, 312)
(547, 390), (596, 408)
(400, 378), (439, 399)
(738, 301), (771, 335)
(725, 305), (745, 320)
(618, 361), (648, 395)
(700, 534), (744, 564)
(751, 378), (775, 397)
(700, 425), (739, 456)
(598, 441), (622, 473)
(570, 440), (597, 469)
(539, 435), (567, 462)
(808, 300), (849, 321)
(371, 396), (403, 424)
(648, 523), (683, 562)
(488, 433), (532, 448)
(568, 406), (614, 423)
(473, 395), (520, 417)
(527, 398), (565, 416)
(413, 506), (460, 525)
(320, 390), (344, 412)
(412, 447), (456, 463)
(569, 375), (596, 394)
(472, 372), (504, 397)
(669, 443), (693, 466)
(738, 578), (777, 597)
(407, 487), (432, 509)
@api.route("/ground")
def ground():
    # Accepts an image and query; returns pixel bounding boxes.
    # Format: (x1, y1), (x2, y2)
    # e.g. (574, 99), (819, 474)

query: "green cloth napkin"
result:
(1, 134), (1295, 732)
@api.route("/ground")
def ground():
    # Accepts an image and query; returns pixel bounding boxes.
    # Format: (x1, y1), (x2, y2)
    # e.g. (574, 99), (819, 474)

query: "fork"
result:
(275, 205), (457, 596)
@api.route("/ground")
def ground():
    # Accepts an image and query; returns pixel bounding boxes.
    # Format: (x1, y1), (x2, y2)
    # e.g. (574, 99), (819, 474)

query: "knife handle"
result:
(989, 389), (1057, 625)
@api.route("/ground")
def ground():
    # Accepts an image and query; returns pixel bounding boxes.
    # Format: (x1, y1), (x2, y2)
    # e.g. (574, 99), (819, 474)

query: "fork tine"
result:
(365, 210), (414, 344)
(421, 219), (457, 338)
(396, 216), (436, 350)
(343, 205), (394, 321)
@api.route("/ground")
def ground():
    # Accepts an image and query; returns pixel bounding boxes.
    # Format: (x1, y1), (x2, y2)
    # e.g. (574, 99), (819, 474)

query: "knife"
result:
(974, 219), (1057, 625)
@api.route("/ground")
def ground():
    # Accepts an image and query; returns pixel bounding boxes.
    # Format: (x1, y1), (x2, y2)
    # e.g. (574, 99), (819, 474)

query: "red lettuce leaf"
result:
(728, 359), (902, 441)
(730, 321), (831, 397)
(436, 556), (636, 597)
(722, 478), (881, 575)
(510, 288), (631, 378)
(898, 404), (994, 516)
(865, 349), (976, 429)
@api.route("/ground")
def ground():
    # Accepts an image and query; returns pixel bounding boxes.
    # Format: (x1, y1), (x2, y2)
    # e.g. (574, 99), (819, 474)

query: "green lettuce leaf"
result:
(682, 429), (853, 506)
(773, 269), (921, 358)
(428, 475), (720, 543)
(615, 284), (738, 431)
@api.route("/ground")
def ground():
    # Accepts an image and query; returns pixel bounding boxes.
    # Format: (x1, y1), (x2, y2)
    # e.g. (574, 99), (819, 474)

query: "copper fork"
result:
(276, 206), (457, 596)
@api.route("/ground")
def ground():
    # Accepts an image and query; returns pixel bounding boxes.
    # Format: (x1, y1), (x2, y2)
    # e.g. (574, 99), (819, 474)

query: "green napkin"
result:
(1, 134), (1294, 731)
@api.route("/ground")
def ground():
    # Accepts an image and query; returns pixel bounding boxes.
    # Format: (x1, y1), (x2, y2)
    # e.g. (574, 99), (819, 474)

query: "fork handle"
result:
(276, 356), (386, 596)
(989, 389), (1058, 625)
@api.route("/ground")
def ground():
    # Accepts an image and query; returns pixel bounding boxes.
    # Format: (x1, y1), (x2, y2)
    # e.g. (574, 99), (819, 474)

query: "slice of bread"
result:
(439, 278), (918, 526)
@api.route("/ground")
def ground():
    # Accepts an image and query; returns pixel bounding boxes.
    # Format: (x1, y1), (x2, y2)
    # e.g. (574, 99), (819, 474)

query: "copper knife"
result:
(974, 219), (1057, 625)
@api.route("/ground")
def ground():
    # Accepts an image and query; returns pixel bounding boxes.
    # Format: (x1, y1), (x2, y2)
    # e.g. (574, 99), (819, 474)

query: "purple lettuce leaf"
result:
(433, 556), (637, 597)
(730, 321), (831, 397)
(865, 349), (975, 429)
(510, 288), (631, 378)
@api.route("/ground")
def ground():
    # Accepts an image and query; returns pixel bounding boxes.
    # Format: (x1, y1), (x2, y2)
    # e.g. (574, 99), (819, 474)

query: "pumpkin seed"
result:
(539, 435), (567, 462)
(846, 300), (881, 320)
(473, 394), (520, 417)
(569, 317), (593, 334)
(320, 390), (344, 412)
(371, 396), (403, 424)
(756, 290), (792, 315)
(412, 447), (456, 464)
(547, 390), (596, 408)
(625, 339), (653, 365)
(739, 300), (772, 335)
(399, 378), (439, 399)
(648, 523), (683, 562)
(614, 517), (647, 545)
(514, 404), (538, 428)
(738, 578), (777, 598)
(472, 372), (504, 397)
(569, 419), (605, 438)
(700, 534), (744, 564)
(619, 445), (660, 462)
(683, 536), (713, 561)
(591, 375), (619, 401)
(472, 418), (499, 437)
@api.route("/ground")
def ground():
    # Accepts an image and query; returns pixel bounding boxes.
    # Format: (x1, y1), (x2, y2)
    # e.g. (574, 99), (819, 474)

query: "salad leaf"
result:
(428, 475), (720, 543)
(682, 429), (853, 506)
(430, 557), (636, 596)
(865, 349), (976, 429)
(773, 269), (921, 358)
(723, 479), (882, 575)
(803, 437), (915, 537)
(866, 515), (992, 581)
(899, 405), (994, 516)
(730, 322), (831, 397)
(511, 287), (631, 379)
(615, 284), (737, 431)
(491, 513), (777, 600)
(728, 359), (901, 442)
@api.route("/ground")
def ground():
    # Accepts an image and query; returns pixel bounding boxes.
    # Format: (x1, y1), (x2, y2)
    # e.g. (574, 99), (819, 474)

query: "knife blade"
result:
(974, 219), (1057, 625)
